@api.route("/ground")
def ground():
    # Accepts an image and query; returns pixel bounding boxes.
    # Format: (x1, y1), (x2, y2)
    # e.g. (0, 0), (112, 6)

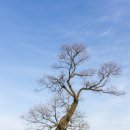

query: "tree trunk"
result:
(55, 99), (78, 130)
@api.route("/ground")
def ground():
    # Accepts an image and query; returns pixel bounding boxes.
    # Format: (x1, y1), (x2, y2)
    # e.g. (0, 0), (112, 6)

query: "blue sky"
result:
(0, 0), (130, 130)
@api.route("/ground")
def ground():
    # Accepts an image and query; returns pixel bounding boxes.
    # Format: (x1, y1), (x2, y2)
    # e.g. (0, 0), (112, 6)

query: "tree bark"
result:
(55, 99), (78, 130)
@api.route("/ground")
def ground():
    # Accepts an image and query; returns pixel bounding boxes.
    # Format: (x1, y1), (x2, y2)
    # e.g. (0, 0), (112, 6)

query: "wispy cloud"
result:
(99, 10), (123, 23)
(100, 26), (114, 36)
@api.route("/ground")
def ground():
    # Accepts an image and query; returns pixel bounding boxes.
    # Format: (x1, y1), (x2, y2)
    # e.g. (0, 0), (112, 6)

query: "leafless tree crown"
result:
(22, 94), (89, 130)
(39, 44), (124, 98)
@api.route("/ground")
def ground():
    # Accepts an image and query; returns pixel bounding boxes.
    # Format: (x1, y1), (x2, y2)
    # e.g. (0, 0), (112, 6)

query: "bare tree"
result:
(38, 43), (125, 130)
(22, 94), (89, 130)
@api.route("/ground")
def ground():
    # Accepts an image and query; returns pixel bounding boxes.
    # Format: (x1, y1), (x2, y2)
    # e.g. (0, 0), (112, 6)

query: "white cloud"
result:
(0, 116), (25, 130)
(85, 94), (130, 130)
(88, 114), (130, 130)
